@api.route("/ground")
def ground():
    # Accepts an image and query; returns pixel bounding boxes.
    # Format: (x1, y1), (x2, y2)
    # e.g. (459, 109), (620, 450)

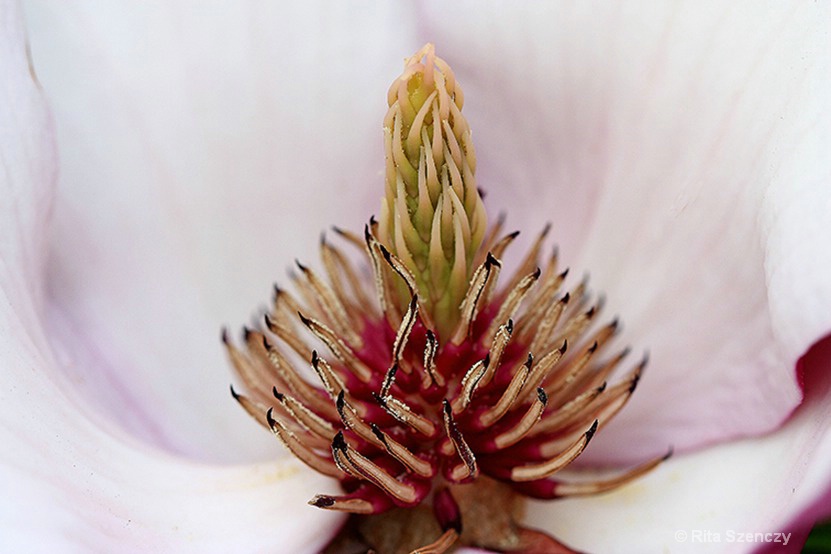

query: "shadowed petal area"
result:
(1, 4), (342, 550)
(523, 333), (831, 553)
(415, 0), (831, 461)
(23, 1), (418, 461)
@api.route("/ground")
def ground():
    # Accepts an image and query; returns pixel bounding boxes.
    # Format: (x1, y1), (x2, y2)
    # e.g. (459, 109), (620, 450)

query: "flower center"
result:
(225, 44), (668, 554)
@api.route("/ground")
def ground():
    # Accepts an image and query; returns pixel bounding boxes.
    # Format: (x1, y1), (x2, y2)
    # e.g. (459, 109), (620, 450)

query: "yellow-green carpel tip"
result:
(379, 43), (487, 341)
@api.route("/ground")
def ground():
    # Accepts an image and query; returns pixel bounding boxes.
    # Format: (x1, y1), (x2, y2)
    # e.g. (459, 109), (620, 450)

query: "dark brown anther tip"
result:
(629, 372), (642, 393)
(507, 230), (521, 239)
(561, 292), (571, 304)
(309, 495), (335, 508)
(297, 312), (313, 327)
(332, 430), (347, 452)
(586, 419), (600, 442)
(597, 382), (608, 393)
(506, 318), (514, 333)
(442, 398), (452, 416)
(295, 259), (308, 272)
(265, 407), (277, 427)
(524, 352), (534, 368)
(272, 386), (284, 401)
(311, 350), (320, 366)
(588, 341), (599, 354)
(379, 244), (392, 261)
(536, 387), (548, 405)
(541, 222), (552, 236)
(663, 447), (675, 461)
(559, 339), (568, 354)
(261, 334), (271, 350)
(370, 423), (386, 443)
(560, 267), (570, 279)
(229, 384), (240, 399)
(483, 354), (491, 368)
(485, 252), (501, 267)
(220, 327), (229, 344)
(242, 326), (252, 341)
(532, 267), (542, 279)
(336, 390), (346, 411)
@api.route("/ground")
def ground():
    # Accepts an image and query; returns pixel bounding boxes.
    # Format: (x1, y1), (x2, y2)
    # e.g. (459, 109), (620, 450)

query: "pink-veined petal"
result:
(22, 1), (417, 461)
(1, 3), (343, 550)
(414, 0), (831, 461)
(525, 334), (831, 554)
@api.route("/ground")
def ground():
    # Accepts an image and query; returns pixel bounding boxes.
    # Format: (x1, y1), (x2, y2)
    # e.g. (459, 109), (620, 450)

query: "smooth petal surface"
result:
(415, 0), (831, 461)
(23, 1), (417, 461)
(1, 3), (342, 551)
(524, 335), (831, 554)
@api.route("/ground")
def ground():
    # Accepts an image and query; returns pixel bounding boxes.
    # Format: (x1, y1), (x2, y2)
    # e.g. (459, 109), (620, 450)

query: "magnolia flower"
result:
(2, 1), (829, 553)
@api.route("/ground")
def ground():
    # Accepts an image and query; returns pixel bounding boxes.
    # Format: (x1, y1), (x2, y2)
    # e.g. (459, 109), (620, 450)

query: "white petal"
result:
(22, 1), (418, 460)
(1, 4), (343, 548)
(525, 337), (831, 553)
(414, 0), (831, 459)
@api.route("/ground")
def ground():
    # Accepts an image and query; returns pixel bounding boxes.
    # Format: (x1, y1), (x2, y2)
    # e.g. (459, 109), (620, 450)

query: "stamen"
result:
(544, 340), (600, 399)
(364, 222), (401, 325)
(519, 340), (568, 402)
(295, 259), (362, 347)
(259, 335), (339, 421)
(422, 330), (444, 388)
(310, 350), (346, 400)
(488, 229), (520, 261)
(452, 252), (501, 345)
(392, 295), (419, 365)
(451, 356), (489, 413)
(266, 408), (342, 478)
(370, 423), (435, 478)
(442, 400), (479, 482)
(510, 419), (598, 482)
(272, 386), (336, 440)
(485, 268), (541, 342)
(308, 495), (375, 515)
(263, 312), (314, 362)
(478, 354), (531, 427)
(332, 432), (422, 505)
(228, 385), (270, 429)
(380, 363), (399, 397)
(537, 383), (607, 432)
(493, 388), (548, 450)
(299, 313), (373, 383)
(552, 448), (673, 498)
(377, 394), (438, 438)
(379, 243), (419, 298)
(335, 390), (383, 448)
(320, 234), (374, 315)
(527, 291), (570, 355)
(498, 224), (549, 301)
(480, 319), (513, 387)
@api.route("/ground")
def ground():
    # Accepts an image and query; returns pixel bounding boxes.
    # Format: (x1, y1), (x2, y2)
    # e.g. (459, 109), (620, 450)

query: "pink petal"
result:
(2, 4), (341, 550)
(415, 0), (831, 460)
(23, 2), (415, 460)
(524, 334), (831, 553)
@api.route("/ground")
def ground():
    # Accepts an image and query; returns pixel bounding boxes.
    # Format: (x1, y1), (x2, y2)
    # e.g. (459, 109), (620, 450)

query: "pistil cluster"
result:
(226, 44), (667, 554)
